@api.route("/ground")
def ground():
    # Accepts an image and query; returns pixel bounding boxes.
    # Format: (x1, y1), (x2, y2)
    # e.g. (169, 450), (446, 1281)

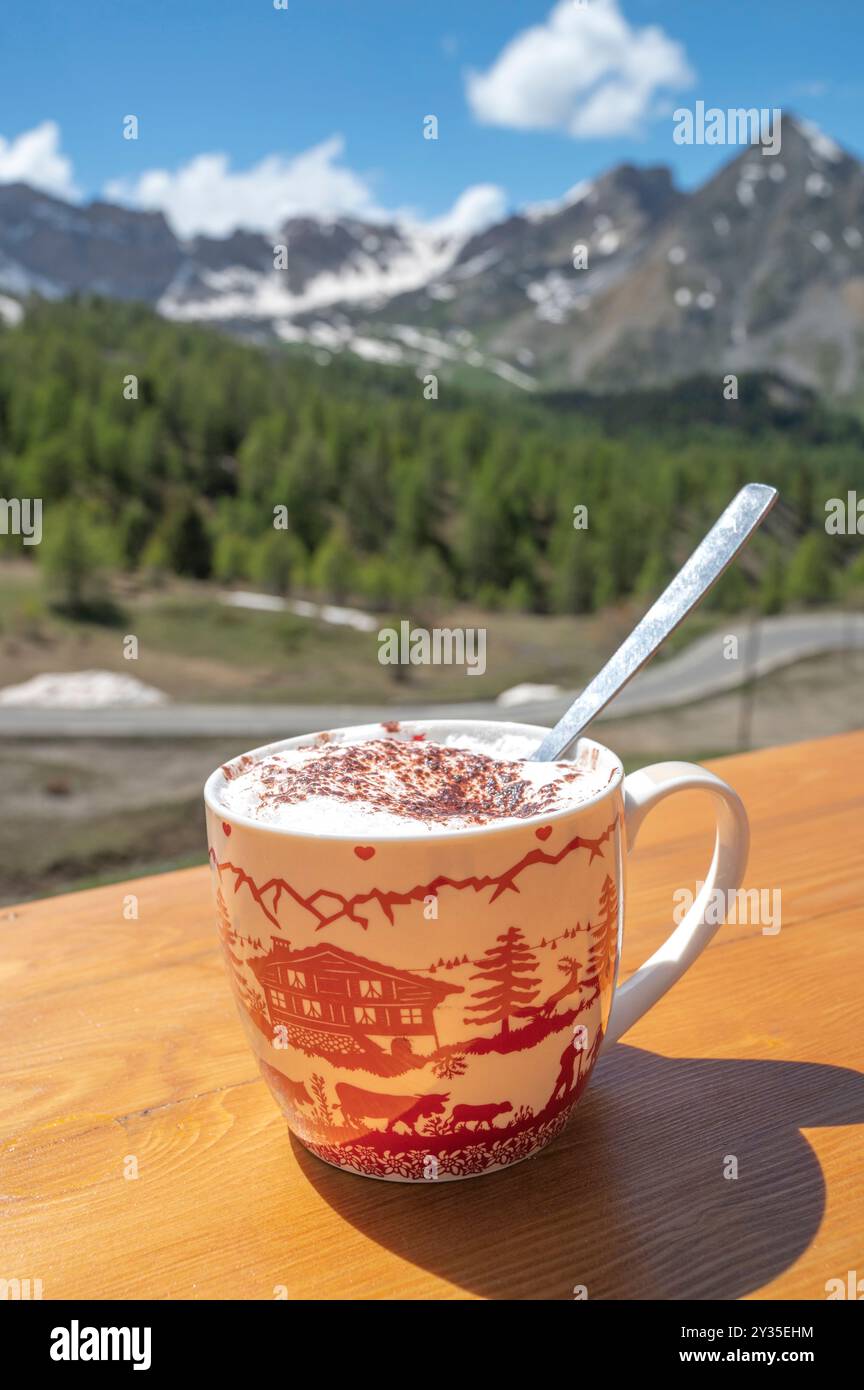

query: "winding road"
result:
(0, 611), (861, 739)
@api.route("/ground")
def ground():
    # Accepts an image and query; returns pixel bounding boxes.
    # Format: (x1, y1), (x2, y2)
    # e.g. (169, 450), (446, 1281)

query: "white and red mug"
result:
(203, 720), (748, 1182)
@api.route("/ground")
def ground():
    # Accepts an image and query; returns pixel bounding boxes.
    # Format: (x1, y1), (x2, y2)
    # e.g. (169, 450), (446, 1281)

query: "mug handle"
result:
(603, 761), (750, 1047)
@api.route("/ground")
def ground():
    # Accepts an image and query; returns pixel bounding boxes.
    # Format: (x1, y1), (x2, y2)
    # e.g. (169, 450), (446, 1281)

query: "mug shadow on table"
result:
(293, 1044), (864, 1300)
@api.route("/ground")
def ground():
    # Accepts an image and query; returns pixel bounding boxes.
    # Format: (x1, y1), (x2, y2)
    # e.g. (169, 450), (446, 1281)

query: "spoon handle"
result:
(533, 482), (778, 762)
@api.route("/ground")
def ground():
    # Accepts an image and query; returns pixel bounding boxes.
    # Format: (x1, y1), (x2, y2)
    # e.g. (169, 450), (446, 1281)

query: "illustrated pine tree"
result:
(466, 926), (541, 1036)
(583, 876), (619, 997)
(310, 1074), (332, 1128)
(432, 1054), (467, 1080)
(215, 883), (232, 942)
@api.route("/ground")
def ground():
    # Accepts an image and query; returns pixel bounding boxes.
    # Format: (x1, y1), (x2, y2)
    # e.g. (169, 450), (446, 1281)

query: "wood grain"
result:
(2, 731), (862, 1300)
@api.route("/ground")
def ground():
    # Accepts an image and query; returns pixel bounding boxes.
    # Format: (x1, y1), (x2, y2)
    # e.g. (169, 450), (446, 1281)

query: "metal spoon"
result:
(532, 482), (778, 762)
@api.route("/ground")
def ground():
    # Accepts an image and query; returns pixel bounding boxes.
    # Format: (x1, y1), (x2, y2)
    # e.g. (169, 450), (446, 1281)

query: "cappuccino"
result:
(218, 725), (612, 835)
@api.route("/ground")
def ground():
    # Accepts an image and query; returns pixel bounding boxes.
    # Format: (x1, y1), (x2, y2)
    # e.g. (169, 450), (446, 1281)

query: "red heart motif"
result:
(354, 845), (375, 860)
(222, 822), (232, 837)
(535, 825), (553, 841)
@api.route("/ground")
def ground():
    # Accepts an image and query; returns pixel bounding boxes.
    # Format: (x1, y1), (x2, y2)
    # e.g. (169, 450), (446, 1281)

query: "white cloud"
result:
(105, 133), (507, 243)
(466, 0), (694, 139)
(0, 120), (507, 246)
(0, 121), (79, 199)
(104, 135), (389, 239)
(791, 80), (828, 98)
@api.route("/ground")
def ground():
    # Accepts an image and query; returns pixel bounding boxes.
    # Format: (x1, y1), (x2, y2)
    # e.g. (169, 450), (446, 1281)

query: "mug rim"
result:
(204, 718), (624, 843)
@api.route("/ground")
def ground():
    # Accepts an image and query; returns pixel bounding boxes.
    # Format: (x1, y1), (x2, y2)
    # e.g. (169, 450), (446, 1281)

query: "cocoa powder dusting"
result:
(251, 738), (589, 826)
(221, 753), (254, 781)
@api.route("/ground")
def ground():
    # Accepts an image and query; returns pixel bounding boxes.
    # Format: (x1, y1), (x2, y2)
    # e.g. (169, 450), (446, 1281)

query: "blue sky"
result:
(0, 0), (861, 238)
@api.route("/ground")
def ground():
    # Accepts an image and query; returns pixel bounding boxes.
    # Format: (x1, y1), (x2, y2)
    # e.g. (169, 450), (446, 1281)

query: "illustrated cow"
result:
(451, 1101), (513, 1132)
(336, 1083), (449, 1133)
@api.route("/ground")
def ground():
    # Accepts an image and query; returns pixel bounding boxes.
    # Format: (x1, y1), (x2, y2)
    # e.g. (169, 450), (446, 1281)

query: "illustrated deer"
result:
(538, 956), (583, 1016)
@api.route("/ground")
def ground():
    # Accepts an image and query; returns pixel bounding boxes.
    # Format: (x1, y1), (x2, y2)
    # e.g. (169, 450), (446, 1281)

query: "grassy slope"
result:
(0, 559), (641, 704)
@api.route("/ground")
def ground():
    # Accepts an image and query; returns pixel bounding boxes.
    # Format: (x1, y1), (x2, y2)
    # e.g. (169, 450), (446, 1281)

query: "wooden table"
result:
(2, 732), (863, 1301)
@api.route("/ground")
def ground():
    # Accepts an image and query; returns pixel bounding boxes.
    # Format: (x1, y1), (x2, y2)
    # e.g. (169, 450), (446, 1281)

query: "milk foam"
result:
(218, 725), (615, 836)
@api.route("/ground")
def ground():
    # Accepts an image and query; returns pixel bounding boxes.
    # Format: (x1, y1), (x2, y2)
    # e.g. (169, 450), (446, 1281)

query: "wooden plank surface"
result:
(2, 731), (863, 1301)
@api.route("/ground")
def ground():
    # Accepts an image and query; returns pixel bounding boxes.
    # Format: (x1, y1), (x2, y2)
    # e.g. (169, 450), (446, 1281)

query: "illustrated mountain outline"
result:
(210, 813), (617, 931)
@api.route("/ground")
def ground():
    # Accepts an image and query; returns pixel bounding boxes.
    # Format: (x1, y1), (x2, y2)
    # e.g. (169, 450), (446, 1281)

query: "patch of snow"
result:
(522, 179), (593, 224)
(222, 591), (378, 632)
(696, 291), (716, 310)
(805, 172), (832, 197)
(488, 359), (536, 391)
(308, 321), (352, 349)
(526, 270), (586, 322)
(595, 228), (621, 256)
(0, 671), (168, 708)
(273, 320), (308, 343)
(450, 248), (502, 280)
(349, 336), (404, 365)
(0, 294), (23, 326)
(288, 599), (378, 632)
(497, 683), (562, 708)
(222, 591), (285, 613)
(391, 324), (460, 359)
(674, 287), (693, 307)
(159, 221), (466, 324)
(0, 256), (64, 298)
(426, 282), (457, 300)
(796, 118), (843, 164)
(667, 245), (687, 265)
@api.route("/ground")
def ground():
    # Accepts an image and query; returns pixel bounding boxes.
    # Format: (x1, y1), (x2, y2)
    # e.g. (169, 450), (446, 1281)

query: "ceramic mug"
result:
(204, 720), (748, 1182)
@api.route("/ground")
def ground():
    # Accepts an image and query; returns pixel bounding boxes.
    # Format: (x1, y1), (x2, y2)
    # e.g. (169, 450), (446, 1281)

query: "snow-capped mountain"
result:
(2, 115), (863, 396)
(159, 216), (462, 327)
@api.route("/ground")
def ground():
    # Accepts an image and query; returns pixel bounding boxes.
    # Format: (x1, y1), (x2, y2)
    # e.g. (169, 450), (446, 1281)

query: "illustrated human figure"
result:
(551, 1037), (580, 1103)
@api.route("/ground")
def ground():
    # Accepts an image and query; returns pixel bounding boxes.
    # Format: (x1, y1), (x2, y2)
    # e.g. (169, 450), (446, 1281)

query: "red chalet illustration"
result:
(250, 939), (463, 1060)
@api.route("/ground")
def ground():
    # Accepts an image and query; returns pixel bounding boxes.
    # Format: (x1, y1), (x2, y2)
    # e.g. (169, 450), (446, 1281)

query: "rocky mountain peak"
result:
(1, 117), (862, 397)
